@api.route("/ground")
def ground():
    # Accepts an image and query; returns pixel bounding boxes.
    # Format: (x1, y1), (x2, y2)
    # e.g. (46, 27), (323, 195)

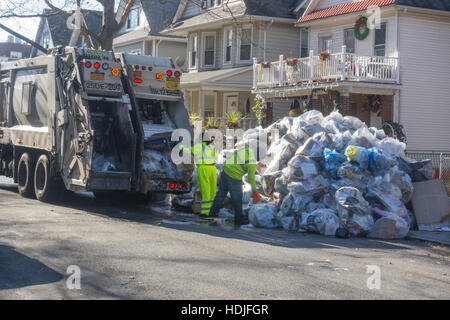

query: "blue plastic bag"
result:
(368, 147), (396, 176)
(324, 148), (347, 179)
(345, 145), (369, 169)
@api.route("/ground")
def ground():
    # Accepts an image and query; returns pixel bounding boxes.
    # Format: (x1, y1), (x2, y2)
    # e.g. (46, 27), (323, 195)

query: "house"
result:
(0, 41), (32, 61)
(161, 0), (309, 128)
(31, 9), (103, 57)
(113, 0), (188, 71)
(252, 0), (450, 151)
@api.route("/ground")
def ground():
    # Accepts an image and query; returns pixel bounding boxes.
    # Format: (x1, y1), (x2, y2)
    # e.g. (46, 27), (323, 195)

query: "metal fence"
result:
(405, 150), (450, 194)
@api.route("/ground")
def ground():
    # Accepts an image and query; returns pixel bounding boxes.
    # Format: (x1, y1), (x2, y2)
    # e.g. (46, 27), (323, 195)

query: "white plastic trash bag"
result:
(248, 203), (279, 229)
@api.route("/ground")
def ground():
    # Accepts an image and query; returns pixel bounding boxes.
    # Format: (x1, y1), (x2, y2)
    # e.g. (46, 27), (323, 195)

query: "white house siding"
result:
(398, 13), (450, 151)
(265, 23), (301, 61)
(307, 14), (396, 56)
(158, 41), (188, 71)
(114, 42), (145, 54)
(182, 0), (203, 19)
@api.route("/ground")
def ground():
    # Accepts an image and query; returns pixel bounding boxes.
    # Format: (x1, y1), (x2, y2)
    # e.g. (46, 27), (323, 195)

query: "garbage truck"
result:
(115, 53), (194, 195)
(0, 46), (193, 201)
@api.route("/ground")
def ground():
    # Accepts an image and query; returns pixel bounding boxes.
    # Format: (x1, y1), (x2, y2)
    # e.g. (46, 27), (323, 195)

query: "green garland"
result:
(354, 16), (370, 41)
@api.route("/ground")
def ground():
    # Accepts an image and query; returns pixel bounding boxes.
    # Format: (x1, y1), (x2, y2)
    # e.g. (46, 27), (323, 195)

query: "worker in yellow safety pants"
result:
(181, 138), (217, 217)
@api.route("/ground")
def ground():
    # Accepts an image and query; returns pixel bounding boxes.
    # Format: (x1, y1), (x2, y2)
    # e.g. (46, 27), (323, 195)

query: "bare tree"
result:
(0, 0), (137, 50)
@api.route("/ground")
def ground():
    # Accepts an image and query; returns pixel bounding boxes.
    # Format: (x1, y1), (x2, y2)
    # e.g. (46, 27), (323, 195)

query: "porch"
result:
(253, 46), (400, 90)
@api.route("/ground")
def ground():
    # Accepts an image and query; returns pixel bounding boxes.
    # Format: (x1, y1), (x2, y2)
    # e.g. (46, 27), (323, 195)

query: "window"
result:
(203, 93), (216, 118)
(238, 26), (252, 62)
(203, 33), (216, 67)
(224, 28), (233, 64)
(320, 36), (332, 52)
(203, 0), (222, 9)
(344, 28), (355, 53)
(190, 34), (198, 68)
(127, 6), (140, 29)
(42, 32), (50, 49)
(300, 28), (309, 58)
(130, 49), (141, 55)
(374, 23), (386, 56)
(209, 0), (222, 7)
(10, 51), (22, 59)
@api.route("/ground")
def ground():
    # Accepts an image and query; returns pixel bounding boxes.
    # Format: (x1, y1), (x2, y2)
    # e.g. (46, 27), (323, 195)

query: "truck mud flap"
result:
(88, 172), (132, 191)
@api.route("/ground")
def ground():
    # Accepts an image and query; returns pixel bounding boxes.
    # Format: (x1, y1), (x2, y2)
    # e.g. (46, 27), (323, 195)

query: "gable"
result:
(140, 0), (180, 35)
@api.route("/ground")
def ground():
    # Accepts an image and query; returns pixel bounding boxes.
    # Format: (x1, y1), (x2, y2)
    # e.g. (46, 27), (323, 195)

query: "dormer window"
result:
(127, 6), (140, 29)
(42, 32), (50, 49)
(201, 0), (222, 10)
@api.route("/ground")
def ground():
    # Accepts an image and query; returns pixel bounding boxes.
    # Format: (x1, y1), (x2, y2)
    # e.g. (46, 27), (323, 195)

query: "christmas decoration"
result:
(354, 16), (370, 40)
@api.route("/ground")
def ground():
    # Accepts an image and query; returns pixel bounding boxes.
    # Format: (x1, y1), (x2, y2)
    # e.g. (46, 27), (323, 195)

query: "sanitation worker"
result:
(181, 136), (217, 217)
(209, 145), (261, 227)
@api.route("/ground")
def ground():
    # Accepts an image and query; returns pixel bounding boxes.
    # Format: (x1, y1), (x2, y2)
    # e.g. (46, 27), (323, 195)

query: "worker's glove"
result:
(253, 191), (261, 204)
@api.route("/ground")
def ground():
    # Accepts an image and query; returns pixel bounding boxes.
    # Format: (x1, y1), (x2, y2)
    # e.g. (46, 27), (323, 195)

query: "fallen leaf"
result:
(407, 273), (414, 277)
(128, 276), (136, 280)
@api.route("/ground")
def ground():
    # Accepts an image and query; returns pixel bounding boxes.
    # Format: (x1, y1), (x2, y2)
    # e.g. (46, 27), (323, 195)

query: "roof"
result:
(114, 28), (150, 45)
(181, 66), (252, 86)
(0, 42), (32, 58)
(164, 0), (301, 35)
(395, 0), (450, 11)
(244, 0), (300, 19)
(297, 0), (395, 23)
(297, 0), (450, 23)
(140, 0), (181, 35)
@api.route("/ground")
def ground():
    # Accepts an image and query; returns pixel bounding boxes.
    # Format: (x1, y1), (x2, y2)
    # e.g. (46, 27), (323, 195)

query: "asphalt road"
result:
(0, 177), (449, 300)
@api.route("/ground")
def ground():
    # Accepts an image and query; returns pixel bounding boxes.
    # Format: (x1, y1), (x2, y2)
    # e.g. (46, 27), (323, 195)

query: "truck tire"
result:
(34, 154), (57, 202)
(17, 153), (34, 198)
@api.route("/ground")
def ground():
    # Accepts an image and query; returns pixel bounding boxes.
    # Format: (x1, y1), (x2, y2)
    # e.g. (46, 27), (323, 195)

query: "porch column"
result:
(393, 90), (400, 123)
(341, 93), (351, 116)
(311, 92), (320, 111)
(264, 101), (273, 127)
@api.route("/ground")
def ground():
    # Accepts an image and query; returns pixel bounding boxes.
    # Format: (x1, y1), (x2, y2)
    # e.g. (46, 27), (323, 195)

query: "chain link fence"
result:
(405, 151), (450, 194)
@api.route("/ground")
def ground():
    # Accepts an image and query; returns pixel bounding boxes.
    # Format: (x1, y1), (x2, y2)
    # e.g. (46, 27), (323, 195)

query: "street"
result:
(0, 177), (449, 300)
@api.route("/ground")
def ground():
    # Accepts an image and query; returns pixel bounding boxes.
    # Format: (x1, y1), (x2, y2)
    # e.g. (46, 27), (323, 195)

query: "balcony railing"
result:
(254, 46), (399, 90)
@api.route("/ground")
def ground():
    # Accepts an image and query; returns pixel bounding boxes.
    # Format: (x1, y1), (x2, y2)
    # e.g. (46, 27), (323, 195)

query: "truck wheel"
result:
(34, 154), (57, 202)
(17, 153), (34, 198)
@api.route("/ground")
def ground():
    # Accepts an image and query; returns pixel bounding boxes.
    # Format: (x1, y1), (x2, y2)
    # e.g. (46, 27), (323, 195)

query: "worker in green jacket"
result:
(181, 138), (217, 217)
(209, 145), (261, 227)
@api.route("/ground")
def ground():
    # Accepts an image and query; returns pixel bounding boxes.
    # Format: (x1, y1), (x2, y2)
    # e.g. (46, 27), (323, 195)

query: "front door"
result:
(225, 94), (239, 114)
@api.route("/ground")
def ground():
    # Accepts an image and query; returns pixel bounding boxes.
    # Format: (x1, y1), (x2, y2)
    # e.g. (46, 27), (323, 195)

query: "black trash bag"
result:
(397, 158), (432, 182)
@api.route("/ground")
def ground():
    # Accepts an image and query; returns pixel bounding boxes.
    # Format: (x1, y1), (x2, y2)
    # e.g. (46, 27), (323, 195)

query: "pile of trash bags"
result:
(173, 110), (432, 240)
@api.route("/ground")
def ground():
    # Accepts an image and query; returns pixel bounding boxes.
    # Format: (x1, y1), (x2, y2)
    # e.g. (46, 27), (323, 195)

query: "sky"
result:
(0, 0), (105, 43)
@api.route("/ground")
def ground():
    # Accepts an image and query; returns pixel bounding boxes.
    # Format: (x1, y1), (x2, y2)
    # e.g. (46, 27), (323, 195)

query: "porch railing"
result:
(254, 46), (400, 89)
(215, 117), (259, 131)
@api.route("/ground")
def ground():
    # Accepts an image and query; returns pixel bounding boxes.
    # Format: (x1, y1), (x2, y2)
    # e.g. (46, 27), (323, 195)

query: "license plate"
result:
(166, 77), (180, 90)
(90, 72), (105, 80)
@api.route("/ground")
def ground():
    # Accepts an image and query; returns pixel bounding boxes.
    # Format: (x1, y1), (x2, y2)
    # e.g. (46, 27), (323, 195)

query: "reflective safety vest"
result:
(223, 146), (258, 191)
(191, 142), (216, 166)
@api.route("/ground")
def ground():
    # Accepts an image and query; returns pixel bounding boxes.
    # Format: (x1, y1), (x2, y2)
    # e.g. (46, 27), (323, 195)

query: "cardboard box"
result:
(411, 179), (450, 230)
